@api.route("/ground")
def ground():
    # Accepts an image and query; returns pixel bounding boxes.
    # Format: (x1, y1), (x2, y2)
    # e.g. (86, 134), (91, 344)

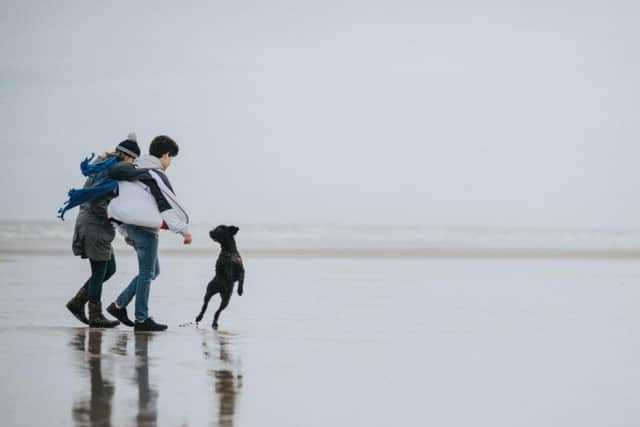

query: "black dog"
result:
(196, 225), (245, 329)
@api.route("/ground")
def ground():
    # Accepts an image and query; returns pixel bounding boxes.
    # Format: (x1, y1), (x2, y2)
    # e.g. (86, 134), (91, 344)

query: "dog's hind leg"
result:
(212, 292), (231, 330)
(196, 283), (217, 323)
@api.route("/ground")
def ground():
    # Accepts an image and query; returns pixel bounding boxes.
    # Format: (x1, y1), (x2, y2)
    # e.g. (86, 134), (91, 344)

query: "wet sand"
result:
(1, 254), (640, 426)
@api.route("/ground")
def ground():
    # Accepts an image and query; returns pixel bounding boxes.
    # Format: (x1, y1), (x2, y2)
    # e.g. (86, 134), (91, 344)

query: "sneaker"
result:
(106, 302), (135, 327)
(134, 317), (168, 332)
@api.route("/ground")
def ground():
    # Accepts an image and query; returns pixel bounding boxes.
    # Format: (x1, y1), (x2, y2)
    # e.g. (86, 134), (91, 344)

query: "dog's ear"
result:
(229, 225), (239, 236)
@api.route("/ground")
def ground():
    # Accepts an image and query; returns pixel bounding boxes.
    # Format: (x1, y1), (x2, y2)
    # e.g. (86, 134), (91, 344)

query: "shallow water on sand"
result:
(1, 254), (640, 426)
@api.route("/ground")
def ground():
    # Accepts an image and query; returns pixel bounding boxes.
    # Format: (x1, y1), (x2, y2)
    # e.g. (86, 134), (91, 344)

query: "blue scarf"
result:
(57, 154), (119, 220)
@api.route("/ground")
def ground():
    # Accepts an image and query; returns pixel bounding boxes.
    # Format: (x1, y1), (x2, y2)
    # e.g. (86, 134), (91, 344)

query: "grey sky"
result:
(1, 1), (639, 227)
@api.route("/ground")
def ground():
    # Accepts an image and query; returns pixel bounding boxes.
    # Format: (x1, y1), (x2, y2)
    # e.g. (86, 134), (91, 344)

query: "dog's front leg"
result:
(237, 269), (245, 296)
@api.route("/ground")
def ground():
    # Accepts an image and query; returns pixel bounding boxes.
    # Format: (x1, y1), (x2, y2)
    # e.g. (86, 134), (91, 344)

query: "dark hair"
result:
(149, 135), (179, 158)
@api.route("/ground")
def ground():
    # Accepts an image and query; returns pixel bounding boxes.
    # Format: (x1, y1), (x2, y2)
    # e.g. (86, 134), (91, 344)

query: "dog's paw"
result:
(238, 287), (243, 296)
(212, 323), (218, 330)
(195, 315), (203, 323)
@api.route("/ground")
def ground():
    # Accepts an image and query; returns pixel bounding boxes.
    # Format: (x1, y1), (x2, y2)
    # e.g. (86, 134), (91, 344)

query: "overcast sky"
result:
(1, 1), (638, 227)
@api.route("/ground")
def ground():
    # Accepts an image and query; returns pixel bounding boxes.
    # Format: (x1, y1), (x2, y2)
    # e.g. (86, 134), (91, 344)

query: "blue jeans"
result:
(115, 225), (160, 321)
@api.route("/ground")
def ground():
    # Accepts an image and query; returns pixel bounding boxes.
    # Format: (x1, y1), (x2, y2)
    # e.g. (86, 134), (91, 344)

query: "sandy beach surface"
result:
(1, 242), (640, 426)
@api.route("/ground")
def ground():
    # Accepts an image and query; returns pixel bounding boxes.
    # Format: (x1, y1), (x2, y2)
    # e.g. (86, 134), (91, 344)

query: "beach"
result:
(3, 0), (638, 424)
(1, 225), (639, 426)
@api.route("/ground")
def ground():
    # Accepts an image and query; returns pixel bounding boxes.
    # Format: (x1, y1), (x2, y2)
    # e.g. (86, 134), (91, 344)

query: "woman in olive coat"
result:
(66, 138), (141, 327)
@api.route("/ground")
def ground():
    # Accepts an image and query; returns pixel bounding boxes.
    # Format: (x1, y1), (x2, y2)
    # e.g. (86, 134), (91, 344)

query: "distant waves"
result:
(1, 222), (640, 258)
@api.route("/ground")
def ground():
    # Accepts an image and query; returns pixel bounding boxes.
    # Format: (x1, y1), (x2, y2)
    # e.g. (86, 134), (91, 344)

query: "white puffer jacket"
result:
(108, 155), (190, 236)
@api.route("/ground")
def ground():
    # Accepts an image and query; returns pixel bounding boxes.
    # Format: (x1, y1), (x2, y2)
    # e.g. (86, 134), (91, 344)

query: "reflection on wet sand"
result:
(69, 329), (241, 426)
(203, 332), (243, 427)
(70, 329), (114, 427)
(110, 332), (129, 357)
(134, 333), (158, 427)
(70, 330), (159, 427)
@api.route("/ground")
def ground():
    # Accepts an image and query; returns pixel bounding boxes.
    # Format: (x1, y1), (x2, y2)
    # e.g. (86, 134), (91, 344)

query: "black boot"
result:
(88, 302), (120, 328)
(106, 302), (135, 327)
(134, 317), (168, 332)
(66, 287), (90, 325)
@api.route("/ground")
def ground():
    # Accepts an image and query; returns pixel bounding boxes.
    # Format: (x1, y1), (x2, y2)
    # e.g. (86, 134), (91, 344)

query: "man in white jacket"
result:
(106, 135), (192, 331)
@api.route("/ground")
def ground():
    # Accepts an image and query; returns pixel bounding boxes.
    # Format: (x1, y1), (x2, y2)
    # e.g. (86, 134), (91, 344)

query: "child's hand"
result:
(183, 233), (193, 245)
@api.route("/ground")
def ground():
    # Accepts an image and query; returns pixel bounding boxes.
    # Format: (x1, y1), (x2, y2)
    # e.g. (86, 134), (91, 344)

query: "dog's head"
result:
(209, 225), (239, 243)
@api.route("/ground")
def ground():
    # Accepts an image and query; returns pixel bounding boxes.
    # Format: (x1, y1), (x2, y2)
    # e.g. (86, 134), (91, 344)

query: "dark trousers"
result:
(81, 254), (116, 304)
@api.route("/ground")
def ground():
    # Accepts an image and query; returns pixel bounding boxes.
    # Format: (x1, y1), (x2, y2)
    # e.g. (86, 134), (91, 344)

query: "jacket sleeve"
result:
(161, 207), (191, 236)
(149, 170), (191, 236)
(108, 163), (152, 181)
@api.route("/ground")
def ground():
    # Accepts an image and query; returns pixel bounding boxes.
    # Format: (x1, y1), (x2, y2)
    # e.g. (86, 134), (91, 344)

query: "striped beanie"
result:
(115, 134), (140, 159)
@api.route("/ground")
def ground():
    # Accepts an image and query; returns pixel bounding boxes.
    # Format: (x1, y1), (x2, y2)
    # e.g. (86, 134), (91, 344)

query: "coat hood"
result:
(136, 155), (163, 170)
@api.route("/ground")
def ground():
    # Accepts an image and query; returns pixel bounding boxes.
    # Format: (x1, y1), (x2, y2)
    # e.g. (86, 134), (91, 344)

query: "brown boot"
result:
(88, 302), (120, 328)
(66, 287), (89, 325)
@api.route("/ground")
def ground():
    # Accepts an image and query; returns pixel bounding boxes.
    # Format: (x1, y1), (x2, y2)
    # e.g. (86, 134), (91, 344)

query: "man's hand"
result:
(183, 233), (193, 245)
